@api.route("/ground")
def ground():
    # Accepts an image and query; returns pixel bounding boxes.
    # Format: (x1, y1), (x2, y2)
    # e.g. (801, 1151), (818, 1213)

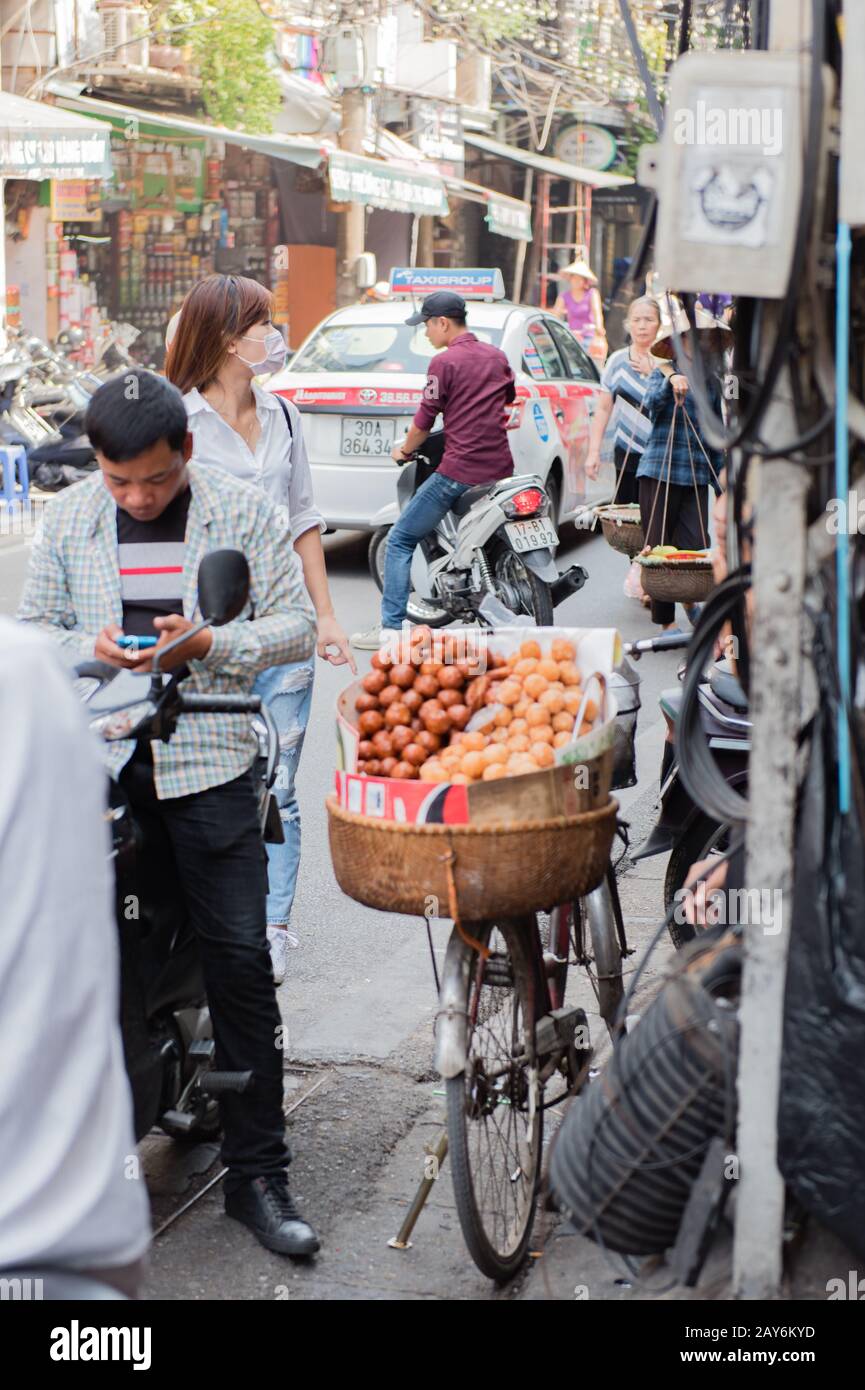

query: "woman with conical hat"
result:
(552, 257), (607, 364)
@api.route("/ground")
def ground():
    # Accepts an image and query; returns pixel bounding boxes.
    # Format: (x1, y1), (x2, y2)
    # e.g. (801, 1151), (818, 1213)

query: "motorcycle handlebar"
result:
(178, 693), (262, 714)
(624, 633), (692, 658)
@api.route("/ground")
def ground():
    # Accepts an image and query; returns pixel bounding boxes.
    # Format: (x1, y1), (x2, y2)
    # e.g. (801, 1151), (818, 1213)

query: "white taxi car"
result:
(267, 267), (603, 537)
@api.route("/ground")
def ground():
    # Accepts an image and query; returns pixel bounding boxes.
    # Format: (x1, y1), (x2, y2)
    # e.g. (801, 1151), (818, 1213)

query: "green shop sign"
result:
(329, 151), (449, 217)
(485, 196), (532, 242)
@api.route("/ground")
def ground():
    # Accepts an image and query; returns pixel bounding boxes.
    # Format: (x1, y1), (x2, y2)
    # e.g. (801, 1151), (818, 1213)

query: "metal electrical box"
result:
(322, 28), (366, 89)
(638, 51), (834, 298)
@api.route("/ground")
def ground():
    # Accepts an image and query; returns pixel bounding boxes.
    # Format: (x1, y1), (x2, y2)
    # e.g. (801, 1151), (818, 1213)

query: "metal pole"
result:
(336, 84), (367, 308)
(416, 215), (435, 267)
(387, 1130), (448, 1250)
(732, 0), (814, 1299)
(512, 168), (533, 303)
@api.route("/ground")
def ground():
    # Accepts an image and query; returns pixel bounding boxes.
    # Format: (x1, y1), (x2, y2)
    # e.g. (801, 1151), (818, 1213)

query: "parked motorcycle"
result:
(632, 650), (750, 936)
(368, 435), (588, 627)
(0, 328), (138, 491)
(74, 550), (282, 1142)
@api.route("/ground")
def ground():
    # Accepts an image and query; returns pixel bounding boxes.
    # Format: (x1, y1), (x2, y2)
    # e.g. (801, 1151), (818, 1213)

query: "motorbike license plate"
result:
(505, 517), (558, 552)
(340, 416), (396, 456)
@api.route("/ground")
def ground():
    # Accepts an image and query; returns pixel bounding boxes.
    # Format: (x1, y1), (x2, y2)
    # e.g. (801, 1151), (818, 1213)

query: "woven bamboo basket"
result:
(638, 560), (715, 605)
(327, 796), (618, 920)
(594, 504), (645, 559)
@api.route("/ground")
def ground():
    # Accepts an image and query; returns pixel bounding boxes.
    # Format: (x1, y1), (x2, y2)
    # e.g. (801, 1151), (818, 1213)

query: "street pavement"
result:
(0, 478), (696, 1300)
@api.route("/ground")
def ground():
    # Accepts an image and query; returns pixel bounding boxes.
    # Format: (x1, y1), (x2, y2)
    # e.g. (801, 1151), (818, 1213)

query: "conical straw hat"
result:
(557, 259), (598, 284)
(651, 300), (732, 360)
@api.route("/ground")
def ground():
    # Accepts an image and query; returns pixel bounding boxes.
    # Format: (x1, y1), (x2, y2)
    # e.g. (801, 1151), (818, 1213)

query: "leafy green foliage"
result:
(154, 0), (282, 132)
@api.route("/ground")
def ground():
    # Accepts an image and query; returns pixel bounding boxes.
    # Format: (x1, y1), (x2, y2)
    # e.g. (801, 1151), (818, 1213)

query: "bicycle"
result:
(438, 852), (629, 1282)
(437, 633), (689, 1282)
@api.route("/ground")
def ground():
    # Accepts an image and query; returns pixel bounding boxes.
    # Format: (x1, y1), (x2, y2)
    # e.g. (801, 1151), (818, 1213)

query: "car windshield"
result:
(290, 321), (503, 374)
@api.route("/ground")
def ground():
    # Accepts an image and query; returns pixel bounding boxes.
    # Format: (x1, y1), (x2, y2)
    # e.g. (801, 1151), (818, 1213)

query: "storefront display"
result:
(52, 132), (285, 365)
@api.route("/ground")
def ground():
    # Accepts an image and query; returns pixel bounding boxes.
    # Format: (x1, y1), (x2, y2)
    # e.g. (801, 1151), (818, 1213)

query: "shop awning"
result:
(0, 92), (112, 179)
(464, 132), (633, 189)
(445, 176), (532, 241)
(52, 91), (327, 169)
(328, 150), (449, 217)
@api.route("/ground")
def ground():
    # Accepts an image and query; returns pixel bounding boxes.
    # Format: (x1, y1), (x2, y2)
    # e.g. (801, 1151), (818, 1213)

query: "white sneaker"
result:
(350, 623), (398, 651)
(267, 926), (288, 985)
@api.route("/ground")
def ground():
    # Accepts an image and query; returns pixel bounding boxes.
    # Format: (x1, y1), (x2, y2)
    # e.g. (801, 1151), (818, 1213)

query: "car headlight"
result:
(89, 700), (157, 741)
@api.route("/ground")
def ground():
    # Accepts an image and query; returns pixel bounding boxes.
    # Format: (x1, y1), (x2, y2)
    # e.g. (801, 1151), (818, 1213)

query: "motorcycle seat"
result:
(709, 666), (748, 712)
(450, 483), (492, 517)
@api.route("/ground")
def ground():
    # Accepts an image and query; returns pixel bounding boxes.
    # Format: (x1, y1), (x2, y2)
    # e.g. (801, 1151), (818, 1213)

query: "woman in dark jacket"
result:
(637, 315), (728, 629)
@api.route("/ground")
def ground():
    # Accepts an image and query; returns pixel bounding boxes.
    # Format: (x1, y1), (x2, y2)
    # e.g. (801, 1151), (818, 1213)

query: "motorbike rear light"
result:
(509, 488), (544, 516)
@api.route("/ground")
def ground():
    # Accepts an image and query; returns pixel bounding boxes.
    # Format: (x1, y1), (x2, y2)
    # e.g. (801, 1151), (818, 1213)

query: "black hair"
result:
(85, 369), (188, 462)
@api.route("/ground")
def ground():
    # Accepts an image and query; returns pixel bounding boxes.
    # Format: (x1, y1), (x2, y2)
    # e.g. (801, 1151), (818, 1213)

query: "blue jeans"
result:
(252, 659), (315, 931)
(381, 471), (471, 627)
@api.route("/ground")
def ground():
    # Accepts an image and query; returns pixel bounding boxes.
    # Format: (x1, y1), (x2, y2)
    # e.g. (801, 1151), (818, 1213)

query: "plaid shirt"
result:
(17, 462), (317, 799)
(636, 369), (724, 494)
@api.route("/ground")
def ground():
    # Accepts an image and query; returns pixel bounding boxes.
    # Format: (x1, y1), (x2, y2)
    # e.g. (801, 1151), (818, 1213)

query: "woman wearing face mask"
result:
(165, 274), (355, 985)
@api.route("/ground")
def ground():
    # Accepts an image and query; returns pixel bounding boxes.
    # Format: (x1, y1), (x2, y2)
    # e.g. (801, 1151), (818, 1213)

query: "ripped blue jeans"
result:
(252, 659), (315, 934)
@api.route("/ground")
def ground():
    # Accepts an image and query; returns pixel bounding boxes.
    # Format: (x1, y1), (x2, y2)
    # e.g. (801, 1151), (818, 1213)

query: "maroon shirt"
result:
(413, 331), (516, 484)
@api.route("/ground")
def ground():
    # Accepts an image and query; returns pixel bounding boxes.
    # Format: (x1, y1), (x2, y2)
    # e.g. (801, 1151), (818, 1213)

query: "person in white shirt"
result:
(165, 275), (355, 985)
(0, 619), (151, 1294)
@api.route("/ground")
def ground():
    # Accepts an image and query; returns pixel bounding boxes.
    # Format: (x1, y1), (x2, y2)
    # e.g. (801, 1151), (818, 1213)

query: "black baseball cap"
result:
(405, 291), (467, 325)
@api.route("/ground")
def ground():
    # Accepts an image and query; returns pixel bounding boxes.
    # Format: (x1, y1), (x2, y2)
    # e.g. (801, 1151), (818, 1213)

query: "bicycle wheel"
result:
(446, 918), (543, 1283)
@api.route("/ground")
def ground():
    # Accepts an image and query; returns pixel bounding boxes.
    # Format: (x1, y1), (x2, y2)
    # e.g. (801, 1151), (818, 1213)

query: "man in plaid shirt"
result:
(17, 370), (321, 1258)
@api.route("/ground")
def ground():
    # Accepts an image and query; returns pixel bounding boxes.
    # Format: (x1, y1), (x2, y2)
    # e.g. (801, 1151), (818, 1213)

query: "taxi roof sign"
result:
(389, 267), (505, 301)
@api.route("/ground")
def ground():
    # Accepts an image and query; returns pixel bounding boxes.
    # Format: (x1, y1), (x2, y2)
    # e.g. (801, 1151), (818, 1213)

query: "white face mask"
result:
(235, 328), (286, 375)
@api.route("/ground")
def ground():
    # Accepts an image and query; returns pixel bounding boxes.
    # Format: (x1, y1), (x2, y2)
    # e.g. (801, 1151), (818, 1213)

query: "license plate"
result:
(505, 517), (558, 552)
(340, 416), (396, 456)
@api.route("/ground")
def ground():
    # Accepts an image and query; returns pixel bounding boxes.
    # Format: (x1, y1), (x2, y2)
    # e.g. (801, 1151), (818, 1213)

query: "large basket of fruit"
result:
(637, 547), (715, 604)
(594, 504), (645, 558)
(327, 795), (618, 919)
(336, 630), (619, 821)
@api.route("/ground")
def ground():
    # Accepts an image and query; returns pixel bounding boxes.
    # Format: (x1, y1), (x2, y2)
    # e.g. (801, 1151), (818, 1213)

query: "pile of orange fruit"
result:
(354, 635), (599, 783)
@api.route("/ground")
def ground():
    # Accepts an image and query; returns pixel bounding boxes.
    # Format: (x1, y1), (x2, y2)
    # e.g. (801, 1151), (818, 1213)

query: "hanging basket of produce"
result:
(636, 546), (716, 604)
(594, 503), (645, 558)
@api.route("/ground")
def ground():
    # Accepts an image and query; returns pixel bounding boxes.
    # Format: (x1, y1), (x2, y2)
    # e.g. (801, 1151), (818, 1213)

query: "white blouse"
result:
(183, 383), (326, 544)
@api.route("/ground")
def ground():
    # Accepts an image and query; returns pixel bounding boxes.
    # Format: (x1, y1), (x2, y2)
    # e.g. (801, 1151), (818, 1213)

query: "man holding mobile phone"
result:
(18, 370), (322, 1260)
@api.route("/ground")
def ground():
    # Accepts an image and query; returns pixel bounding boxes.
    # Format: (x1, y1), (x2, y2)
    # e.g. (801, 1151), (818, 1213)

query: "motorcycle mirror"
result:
(197, 549), (250, 627)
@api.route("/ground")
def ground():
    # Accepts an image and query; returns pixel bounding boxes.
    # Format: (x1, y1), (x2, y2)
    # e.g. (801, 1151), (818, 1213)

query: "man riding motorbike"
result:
(17, 369), (321, 1259)
(351, 290), (516, 649)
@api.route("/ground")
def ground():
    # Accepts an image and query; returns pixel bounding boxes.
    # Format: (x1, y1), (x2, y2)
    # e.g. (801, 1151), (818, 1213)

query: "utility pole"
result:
(731, 0), (814, 1300)
(416, 216), (434, 266)
(335, 84), (367, 307)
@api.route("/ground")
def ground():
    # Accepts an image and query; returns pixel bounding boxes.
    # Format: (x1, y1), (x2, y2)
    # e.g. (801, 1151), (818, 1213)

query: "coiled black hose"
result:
(550, 942), (740, 1255)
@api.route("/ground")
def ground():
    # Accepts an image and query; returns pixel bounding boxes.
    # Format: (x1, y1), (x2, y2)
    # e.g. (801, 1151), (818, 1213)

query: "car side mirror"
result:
(198, 549), (250, 626)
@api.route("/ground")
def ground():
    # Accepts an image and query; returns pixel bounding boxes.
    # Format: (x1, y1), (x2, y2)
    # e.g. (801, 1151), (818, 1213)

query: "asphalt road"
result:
(0, 483), (689, 1300)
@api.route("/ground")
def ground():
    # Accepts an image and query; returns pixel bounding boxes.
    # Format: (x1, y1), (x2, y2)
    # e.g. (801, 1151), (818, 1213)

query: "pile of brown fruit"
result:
(354, 636), (599, 783)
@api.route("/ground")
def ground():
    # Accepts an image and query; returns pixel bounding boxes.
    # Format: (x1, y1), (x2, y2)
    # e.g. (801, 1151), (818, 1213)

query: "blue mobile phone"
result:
(117, 635), (158, 650)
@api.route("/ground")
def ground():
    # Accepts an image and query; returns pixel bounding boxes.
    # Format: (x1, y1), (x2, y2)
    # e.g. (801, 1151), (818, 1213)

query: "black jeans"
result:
(638, 476), (710, 626)
(613, 444), (640, 506)
(120, 743), (288, 1191)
